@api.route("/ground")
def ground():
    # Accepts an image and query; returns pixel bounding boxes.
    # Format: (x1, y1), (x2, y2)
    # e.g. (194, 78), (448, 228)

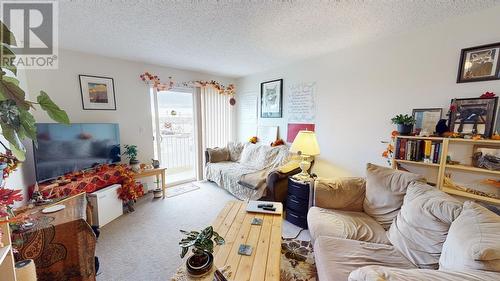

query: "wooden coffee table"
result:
(172, 200), (283, 281)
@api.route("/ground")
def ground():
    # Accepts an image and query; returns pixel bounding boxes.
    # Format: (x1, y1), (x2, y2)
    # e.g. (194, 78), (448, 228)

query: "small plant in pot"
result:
(391, 114), (416, 135)
(179, 226), (224, 277)
(123, 144), (140, 172)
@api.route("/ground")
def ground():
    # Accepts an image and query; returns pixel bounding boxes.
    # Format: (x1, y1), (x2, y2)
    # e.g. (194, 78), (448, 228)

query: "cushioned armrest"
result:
(314, 177), (366, 211)
(349, 266), (500, 281)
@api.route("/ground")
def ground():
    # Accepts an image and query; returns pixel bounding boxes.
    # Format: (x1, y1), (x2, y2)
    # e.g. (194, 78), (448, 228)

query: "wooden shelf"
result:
(0, 245), (11, 264)
(396, 136), (444, 141)
(448, 138), (500, 145)
(442, 186), (500, 205)
(395, 159), (440, 167)
(446, 164), (500, 176)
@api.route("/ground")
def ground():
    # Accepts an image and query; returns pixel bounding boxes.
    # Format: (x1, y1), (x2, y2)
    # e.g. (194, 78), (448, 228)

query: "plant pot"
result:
(186, 252), (213, 278)
(397, 124), (413, 136)
(129, 160), (140, 172)
(153, 188), (162, 199)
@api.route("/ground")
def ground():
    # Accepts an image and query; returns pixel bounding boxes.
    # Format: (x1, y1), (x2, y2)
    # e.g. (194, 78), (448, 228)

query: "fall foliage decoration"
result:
(382, 131), (399, 165)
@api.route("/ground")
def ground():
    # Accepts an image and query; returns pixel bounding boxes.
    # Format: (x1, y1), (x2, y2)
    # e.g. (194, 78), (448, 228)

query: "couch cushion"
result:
(227, 141), (244, 162)
(440, 201), (500, 272)
(207, 147), (230, 163)
(363, 163), (425, 229)
(314, 236), (415, 281)
(314, 177), (366, 212)
(308, 207), (390, 245)
(349, 266), (500, 281)
(387, 182), (462, 269)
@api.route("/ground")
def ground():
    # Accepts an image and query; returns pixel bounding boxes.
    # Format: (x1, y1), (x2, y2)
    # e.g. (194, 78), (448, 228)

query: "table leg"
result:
(161, 170), (166, 199)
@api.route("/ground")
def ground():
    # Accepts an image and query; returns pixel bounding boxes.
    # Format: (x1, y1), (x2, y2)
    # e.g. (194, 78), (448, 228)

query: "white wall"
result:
(236, 6), (500, 177)
(7, 49), (234, 200)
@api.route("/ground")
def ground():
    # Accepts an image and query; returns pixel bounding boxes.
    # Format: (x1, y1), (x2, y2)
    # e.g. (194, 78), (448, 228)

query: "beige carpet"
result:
(96, 181), (310, 281)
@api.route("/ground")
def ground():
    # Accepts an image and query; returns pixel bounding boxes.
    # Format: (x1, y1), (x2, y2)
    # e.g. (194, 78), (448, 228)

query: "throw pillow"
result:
(363, 163), (425, 229)
(206, 147), (230, 163)
(387, 182), (462, 269)
(227, 141), (244, 162)
(439, 201), (500, 272)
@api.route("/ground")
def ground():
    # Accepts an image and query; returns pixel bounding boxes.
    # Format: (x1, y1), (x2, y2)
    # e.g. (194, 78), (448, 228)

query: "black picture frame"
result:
(457, 42), (500, 83)
(412, 108), (443, 135)
(260, 79), (283, 118)
(448, 97), (499, 137)
(79, 74), (117, 110)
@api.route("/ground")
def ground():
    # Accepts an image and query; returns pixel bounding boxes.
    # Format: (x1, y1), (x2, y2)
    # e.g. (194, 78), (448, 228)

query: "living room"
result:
(1, 1), (500, 281)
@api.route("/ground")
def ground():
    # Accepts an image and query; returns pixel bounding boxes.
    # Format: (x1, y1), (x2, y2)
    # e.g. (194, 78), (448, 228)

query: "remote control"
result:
(258, 203), (274, 208)
(262, 206), (276, 211)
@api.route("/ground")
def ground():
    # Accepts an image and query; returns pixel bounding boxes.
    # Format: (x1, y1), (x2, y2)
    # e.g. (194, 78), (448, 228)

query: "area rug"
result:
(166, 183), (200, 198)
(281, 238), (317, 281)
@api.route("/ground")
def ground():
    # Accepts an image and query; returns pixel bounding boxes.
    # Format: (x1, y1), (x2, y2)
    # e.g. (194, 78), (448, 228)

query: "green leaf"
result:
(0, 21), (16, 46)
(19, 109), (36, 144)
(0, 123), (23, 152)
(0, 78), (29, 109)
(0, 45), (17, 75)
(37, 91), (69, 124)
(9, 144), (25, 161)
(2, 76), (18, 86)
(180, 247), (188, 258)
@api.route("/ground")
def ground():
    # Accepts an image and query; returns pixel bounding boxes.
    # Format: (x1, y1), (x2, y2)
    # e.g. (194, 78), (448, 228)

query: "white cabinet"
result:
(0, 217), (16, 281)
(88, 184), (123, 227)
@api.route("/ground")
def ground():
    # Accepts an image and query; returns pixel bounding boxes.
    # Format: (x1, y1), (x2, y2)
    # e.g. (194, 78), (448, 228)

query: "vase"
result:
(397, 124), (413, 136)
(186, 251), (213, 278)
(129, 159), (140, 172)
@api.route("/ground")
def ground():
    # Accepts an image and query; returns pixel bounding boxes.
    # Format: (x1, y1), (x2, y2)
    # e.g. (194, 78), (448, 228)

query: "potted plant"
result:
(179, 226), (224, 277)
(123, 145), (140, 172)
(391, 114), (416, 135)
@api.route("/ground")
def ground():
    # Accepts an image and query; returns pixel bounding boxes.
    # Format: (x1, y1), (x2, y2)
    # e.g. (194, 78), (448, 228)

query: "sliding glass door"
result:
(152, 89), (197, 185)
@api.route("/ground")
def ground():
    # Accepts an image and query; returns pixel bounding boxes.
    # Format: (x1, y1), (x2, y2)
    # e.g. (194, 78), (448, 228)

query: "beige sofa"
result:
(307, 163), (500, 281)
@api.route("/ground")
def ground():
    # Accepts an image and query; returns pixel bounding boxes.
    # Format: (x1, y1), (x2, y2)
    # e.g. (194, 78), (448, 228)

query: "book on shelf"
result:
(395, 138), (441, 164)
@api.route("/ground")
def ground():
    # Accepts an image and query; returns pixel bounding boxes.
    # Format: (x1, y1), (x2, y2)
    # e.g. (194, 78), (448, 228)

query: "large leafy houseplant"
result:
(0, 20), (69, 160)
(179, 226), (224, 275)
(0, 20), (69, 220)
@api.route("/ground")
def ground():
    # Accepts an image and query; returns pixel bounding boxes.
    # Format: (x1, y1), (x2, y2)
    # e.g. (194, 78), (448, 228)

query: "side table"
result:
(285, 177), (314, 228)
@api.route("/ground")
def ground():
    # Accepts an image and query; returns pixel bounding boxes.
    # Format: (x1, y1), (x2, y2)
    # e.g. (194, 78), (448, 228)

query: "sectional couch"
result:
(308, 163), (500, 281)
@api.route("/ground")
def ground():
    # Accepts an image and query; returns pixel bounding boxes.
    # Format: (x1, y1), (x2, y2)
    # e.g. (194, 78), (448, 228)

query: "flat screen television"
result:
(34, 123), (121, 182)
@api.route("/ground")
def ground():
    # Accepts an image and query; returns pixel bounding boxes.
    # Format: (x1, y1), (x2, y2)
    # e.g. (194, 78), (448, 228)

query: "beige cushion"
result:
(349, 266), (500, 281)
(314, 177), (366, 212)
(207, 147), (230, 163)
(308, 207), (390, 245)
(363, 163), (425, 229)
(387, 182), (462, 269)
(314, 236), (415, 281)
(439, 201), (500, 272)
(227, 141), (244, 162)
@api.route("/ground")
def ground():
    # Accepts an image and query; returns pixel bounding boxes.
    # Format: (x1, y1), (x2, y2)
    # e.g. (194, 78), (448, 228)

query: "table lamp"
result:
(290, 130), (320, 180)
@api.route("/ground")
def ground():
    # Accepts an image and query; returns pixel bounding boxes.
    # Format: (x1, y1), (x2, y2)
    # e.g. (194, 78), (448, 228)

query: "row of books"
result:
(395, 139), (442, 163)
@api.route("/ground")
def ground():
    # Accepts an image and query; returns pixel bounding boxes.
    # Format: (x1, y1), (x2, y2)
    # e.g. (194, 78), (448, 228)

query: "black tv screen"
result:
(34, 123), (121, 182)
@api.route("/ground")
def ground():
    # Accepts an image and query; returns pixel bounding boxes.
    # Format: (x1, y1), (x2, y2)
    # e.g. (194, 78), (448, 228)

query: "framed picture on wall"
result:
(448, 97), (498, 137)
(79, 75), (117, 110)
(261, 79), (283, 118)
(457, 42), (500, 83)
(412, 108), (442, 135)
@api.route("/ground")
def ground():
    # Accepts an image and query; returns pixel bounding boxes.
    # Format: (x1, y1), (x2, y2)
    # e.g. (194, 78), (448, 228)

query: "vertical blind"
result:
(201, 87), (232, 150)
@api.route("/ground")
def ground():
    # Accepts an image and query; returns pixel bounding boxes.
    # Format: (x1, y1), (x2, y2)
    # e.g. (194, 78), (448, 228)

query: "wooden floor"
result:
(201, 200), (283, 281)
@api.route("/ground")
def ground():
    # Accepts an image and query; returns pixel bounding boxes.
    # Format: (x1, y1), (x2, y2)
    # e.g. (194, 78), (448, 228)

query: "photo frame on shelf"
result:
(412, 108), (442, 135)
(260, 79), (283, 118)
(448, 97), (498, 137)
(79, 75), (116, 110)
(457, 42), (500, 83)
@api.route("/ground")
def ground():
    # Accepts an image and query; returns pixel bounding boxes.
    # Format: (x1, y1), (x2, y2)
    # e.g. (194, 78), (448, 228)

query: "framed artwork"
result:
(412, 108), (442, 135)
(457, 42), (500, 83)
(449, 97), (498, 137)
(261, 79), (283, 118)
(79, 75), (116, 110)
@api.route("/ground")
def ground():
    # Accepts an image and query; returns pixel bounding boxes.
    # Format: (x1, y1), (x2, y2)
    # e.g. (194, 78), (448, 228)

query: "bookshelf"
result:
(392, 136), (500, 205)
(0, 218), (16, 281)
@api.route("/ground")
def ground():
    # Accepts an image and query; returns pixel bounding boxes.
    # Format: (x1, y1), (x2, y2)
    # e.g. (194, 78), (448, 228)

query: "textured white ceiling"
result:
(59, 0), (500, 77)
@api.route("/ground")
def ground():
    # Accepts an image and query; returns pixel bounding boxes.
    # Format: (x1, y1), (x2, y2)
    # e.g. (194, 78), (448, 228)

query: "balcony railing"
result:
(160, 133), (194, 170)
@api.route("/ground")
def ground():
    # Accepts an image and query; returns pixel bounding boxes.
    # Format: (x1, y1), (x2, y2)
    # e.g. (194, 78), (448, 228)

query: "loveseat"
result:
(308, 163), (500, 281)
(205, 142), (300, 201)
